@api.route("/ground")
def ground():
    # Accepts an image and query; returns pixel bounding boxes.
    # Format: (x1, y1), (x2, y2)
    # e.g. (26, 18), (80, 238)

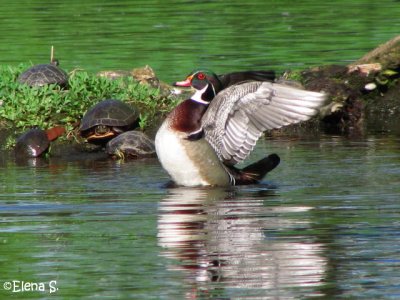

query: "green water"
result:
(1, 137), (400, 299)
(1, 1), (400, 299)
(1, 0), (399, 81)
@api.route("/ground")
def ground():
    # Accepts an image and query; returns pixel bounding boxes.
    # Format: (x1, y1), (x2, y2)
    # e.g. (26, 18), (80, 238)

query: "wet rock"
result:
(131, 65), (159, 87)
(363, 79), (400, 134)
(131, 65), (177, 97)
(98, 65), (175, 97)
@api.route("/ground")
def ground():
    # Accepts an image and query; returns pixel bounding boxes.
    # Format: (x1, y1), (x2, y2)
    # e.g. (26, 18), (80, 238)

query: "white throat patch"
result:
(191, 84), (210, 105)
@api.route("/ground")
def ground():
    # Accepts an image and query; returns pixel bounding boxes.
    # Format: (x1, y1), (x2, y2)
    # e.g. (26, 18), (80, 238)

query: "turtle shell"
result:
(80, 99), (139, 139)
(106, 131), (155, 159)
(18, 63), (68, 88)
(15, 128), (50, 158)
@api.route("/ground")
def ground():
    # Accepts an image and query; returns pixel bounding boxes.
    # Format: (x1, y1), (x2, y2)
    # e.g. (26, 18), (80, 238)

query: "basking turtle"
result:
(14, 126), (65, 158)
(79, 99), (139, 143)
(18, 46), (68, 88)
(106, 131), (155, 159)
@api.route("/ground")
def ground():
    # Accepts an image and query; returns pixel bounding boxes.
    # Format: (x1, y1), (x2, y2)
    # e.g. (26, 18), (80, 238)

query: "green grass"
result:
(0, 64), (179, 132)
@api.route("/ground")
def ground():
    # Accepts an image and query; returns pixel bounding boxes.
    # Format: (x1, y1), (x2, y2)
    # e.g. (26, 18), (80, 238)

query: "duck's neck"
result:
(190, 83), (215, 104)
(169, 99), (208, 133)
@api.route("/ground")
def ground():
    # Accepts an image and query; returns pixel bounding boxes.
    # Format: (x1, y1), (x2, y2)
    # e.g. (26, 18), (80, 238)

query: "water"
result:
(0, 0), (399, 81)
(1, 136), (400, 299)
(1, 0), (400, 298)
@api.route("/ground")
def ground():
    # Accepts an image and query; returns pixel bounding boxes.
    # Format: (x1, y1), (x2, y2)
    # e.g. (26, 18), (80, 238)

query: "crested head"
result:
(174, 69), (223, 95)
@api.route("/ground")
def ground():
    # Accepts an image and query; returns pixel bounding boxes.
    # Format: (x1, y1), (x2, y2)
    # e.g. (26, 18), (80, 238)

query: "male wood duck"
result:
(156, 70), (326, 187)
(175, 69), (276, 91)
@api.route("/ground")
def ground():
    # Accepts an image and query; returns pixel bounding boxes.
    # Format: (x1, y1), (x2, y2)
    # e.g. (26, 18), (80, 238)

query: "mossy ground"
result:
(0, 64), (180, 149)
(3, 40), (400, 150)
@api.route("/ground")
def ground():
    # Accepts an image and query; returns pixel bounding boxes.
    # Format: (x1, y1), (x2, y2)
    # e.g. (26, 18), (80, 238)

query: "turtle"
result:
(14, 126), (66, 158)
(105, 130), (155, 159)
(79, 99), (140, 143)
(17, 46), (68, 88)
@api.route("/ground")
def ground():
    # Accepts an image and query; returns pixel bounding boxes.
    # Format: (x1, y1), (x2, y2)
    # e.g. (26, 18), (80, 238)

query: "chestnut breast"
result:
(168, 100), (208, 133)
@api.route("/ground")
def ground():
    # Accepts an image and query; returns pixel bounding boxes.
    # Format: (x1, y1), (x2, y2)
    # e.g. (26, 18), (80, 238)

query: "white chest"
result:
(155, 121), (230, 186)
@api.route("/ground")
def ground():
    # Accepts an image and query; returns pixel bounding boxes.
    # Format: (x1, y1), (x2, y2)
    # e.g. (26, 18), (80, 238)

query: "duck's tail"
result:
(228, 153), (280, 185)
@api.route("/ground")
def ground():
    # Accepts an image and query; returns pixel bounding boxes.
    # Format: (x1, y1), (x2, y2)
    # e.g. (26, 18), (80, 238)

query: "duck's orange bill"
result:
(173, 75), (193, 87)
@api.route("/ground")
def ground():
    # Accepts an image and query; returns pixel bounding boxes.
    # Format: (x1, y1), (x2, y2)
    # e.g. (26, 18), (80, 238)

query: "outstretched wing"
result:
(202, 81), (327, 165)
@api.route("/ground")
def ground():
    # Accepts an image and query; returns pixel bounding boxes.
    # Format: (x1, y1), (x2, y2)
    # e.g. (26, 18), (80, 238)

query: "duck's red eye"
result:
(197, 73), (206, 80)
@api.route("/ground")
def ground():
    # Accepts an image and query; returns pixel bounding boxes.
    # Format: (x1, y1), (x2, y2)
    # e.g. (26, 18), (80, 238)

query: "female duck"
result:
(156, 71), (326, 187)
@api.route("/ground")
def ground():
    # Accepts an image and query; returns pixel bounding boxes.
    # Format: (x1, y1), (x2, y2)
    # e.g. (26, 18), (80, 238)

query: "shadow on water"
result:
(157, 186), (329, 299)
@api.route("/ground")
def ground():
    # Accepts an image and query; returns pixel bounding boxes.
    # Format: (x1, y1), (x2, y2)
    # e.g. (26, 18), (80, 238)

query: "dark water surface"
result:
(1, 136), (400, 299)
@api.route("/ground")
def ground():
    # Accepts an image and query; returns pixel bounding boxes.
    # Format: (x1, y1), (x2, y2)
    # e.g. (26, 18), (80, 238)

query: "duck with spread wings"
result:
(155, 70), (327, 187)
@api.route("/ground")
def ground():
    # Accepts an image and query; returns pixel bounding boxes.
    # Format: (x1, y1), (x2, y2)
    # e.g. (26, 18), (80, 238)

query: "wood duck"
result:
(156, 70), (326, 187)
(174, 69), (276, 90)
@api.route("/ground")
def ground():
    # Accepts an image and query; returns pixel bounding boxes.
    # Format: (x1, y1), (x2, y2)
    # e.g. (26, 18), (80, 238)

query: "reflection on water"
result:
(1, 135), (400, 298)
(158, 187), (327, 299)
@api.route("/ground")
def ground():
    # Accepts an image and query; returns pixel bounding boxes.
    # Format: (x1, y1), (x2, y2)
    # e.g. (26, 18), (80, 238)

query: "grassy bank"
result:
(0, 64), (179, 136)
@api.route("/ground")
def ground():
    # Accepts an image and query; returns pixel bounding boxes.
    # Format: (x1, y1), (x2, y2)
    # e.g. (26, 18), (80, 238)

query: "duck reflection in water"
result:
(157, 187), (327, 299)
